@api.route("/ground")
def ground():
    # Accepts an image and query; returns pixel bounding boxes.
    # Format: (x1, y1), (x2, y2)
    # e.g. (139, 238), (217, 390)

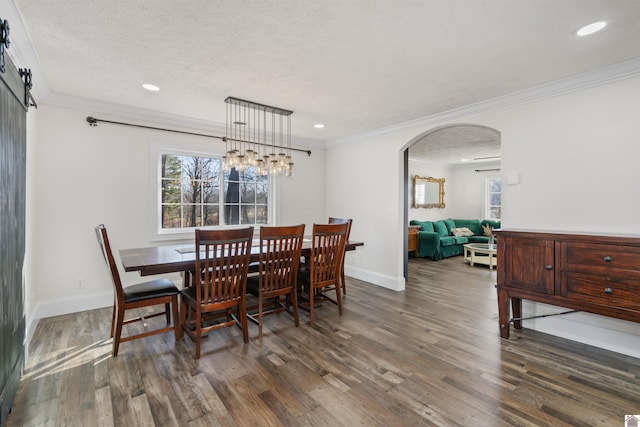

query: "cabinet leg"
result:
(497, 288), (510, 339)
(511, 297), (522, 330)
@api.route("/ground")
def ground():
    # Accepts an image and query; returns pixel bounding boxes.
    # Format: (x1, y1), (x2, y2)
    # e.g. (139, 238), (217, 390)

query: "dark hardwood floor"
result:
(7, 257), (640, 426)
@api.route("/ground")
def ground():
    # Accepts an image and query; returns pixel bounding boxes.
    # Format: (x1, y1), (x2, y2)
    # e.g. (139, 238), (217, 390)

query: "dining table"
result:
(119, 238), (364, 286)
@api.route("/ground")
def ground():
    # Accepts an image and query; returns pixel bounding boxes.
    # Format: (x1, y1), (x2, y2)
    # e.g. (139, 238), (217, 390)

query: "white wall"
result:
(407, 159), (453, 221)
(498, 79), (640, 233)
(27, 105), (325, 329)
(328, 74), (640, 357)
(407, 158), (501, 221)
(450, 161), (501, 219)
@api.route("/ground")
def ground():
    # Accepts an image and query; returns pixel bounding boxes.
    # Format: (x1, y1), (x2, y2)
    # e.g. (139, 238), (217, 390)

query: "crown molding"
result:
(328, 57), (640, 147)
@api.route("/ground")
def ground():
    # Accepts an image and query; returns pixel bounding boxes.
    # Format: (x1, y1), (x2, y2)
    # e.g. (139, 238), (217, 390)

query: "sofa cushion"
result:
(433, 221), (449, 237)
(439, 236), (457, 246)
(443, 218), (456, 234)
(410, 220), (434, 233)
(468, 235), (489, 243)
(452, 236), (469, 244)
(453, 219), (481, 235)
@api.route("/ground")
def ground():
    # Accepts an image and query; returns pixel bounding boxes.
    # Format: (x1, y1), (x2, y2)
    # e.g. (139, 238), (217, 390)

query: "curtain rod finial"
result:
(86, 116), (98, 127)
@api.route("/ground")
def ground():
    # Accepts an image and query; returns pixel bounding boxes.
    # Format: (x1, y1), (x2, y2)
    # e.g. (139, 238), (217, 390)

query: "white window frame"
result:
(485, 176), (502, 220)
(150, 143), (274, 241)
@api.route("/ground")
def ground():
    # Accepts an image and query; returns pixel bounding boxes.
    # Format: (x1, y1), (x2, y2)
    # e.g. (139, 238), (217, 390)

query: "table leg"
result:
(182, 270), (192, 288)
(511, 297), (522, 330)
(497, 288), (510, 338)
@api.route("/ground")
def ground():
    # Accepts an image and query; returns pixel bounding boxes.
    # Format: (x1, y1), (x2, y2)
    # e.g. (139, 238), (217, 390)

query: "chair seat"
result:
(180, 283), (241, 304)
(123, 279), (179, 303)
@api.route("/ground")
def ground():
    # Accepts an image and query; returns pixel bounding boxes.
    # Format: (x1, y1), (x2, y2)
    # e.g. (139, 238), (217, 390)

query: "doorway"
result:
(402, 124), (501, 280)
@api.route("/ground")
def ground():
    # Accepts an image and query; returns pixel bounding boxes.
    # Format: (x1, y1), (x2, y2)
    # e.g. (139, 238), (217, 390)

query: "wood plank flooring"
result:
(7, 257), (640, 426)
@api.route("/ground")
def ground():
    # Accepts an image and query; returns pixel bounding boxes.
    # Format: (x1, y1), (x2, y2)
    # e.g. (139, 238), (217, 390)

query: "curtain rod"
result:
(85, 116), (312, 156)
(474, 168), (501, 172)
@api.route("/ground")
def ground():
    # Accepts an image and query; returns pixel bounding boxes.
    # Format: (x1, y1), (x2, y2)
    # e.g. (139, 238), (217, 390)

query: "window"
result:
(486, 177), (501, 220)
(159, 151), (270, 233)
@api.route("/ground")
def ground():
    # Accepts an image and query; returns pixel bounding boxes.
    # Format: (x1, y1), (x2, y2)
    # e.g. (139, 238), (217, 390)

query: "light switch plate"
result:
(506, 172), (519, 185)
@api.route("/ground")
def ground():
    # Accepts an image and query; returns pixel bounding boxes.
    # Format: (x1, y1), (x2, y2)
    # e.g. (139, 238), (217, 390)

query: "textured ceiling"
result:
(9, 0), (640, 159)
(409, 125), (501, 165)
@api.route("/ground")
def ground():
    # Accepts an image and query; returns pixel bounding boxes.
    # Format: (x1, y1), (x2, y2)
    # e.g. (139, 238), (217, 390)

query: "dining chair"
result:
(179, 227), (254, 359)
(95, 224), (180, 357)
(298, 222), (349, 325)
(328, 217), (352, 295)
(246, 224), (305, 337)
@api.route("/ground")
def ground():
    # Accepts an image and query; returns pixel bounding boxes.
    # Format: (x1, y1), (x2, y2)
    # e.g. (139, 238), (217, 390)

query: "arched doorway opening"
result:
(402, 124), (502, 281)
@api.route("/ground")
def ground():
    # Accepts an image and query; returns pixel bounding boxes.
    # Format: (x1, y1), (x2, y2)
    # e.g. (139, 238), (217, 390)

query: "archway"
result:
(402, 124), (502, 281)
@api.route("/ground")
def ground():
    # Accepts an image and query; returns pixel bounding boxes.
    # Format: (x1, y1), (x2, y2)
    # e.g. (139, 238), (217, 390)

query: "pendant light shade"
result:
(224, 97), (294, 177)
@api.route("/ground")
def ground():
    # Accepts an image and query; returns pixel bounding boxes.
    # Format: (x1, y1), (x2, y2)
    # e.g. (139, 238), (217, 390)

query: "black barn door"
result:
(0, 45), (28, 424)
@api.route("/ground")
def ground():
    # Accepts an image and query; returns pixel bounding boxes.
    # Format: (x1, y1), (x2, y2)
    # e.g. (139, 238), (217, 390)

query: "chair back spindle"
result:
(196, 231), (253, 306)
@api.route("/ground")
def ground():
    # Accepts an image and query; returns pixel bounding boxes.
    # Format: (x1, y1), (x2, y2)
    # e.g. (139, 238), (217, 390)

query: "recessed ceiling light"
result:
(142, 83), (160, 91)
(576, 21), (606, 37)
(314, 124), (325, 129)
(461, 158), (469, 162)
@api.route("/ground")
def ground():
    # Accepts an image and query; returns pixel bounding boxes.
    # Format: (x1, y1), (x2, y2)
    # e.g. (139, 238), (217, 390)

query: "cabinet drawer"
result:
(560, 242), (640, 273)
(560, 271), (640, 310)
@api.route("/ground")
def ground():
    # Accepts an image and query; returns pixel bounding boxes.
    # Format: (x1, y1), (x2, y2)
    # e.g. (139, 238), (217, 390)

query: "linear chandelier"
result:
(224, 96), (294, 176)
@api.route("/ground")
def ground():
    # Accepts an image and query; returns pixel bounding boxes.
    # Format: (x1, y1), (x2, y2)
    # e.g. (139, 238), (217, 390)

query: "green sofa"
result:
(409, 218), (501, 260)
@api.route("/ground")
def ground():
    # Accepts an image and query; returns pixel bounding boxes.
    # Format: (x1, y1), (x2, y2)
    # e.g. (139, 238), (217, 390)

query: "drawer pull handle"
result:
(545, 265), (553, 270)
(604, 287), (613, 294)
(603, 256), (612, 262)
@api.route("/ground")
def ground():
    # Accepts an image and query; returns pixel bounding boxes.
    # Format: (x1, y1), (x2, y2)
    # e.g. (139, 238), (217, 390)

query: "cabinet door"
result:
(504, 236), (555, 294)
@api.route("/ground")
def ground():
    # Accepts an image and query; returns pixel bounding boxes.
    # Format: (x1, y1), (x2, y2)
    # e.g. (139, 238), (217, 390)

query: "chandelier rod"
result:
(85, 116), (311, 156)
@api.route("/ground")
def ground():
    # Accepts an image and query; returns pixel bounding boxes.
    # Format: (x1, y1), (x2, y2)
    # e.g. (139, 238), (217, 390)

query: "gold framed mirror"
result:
(413, 176), (445, 208)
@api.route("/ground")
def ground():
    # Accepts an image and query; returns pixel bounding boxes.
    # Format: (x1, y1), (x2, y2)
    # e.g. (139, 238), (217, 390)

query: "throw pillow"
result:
(451, 227), (474, 237)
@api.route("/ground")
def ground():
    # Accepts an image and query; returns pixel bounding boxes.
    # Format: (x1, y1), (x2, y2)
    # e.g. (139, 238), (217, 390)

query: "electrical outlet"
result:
(76, 277), (86, 289)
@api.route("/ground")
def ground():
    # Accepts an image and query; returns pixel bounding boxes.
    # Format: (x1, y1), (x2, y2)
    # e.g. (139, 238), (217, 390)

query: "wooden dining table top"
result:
(120, 239), (363, 277)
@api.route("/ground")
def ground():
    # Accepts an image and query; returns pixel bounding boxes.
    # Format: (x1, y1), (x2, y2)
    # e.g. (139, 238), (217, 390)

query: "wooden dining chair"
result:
(298, 222), (349, 325)
(95, 224), (180, 357)
(328, 217), (352, 295)
(179, 227), (254, 359)
(246, 224), (305, 337)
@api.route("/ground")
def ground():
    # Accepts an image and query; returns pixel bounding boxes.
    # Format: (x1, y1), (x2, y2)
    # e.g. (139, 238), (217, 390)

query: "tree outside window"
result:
(160, 152), (268, 230)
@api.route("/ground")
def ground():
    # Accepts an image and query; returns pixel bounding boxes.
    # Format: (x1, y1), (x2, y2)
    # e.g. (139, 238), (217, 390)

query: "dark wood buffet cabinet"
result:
(496, 230), (640, 339)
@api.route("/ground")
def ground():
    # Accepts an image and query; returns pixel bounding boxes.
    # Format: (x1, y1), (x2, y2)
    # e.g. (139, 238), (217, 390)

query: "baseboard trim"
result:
(34, 291), (113, 320)
(522, 302), (640, 359)
(345, 266), (405, 291)
(26, 291), (113, 356)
